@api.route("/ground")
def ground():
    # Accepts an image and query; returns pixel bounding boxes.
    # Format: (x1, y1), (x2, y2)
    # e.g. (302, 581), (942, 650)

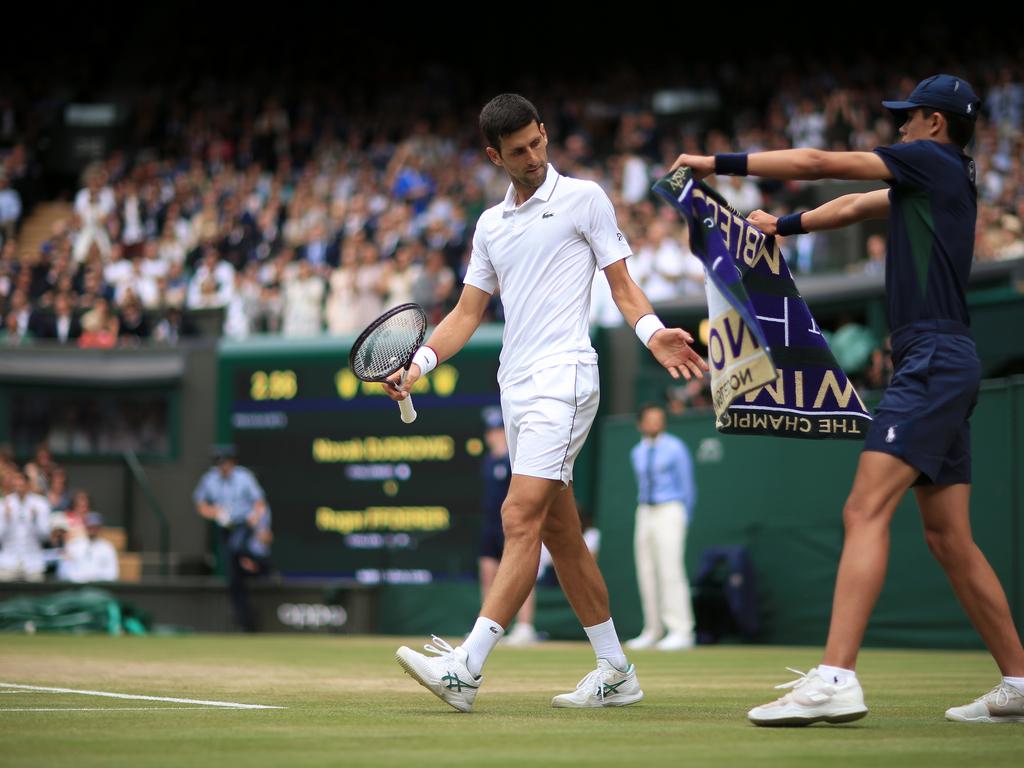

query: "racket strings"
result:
(351, 311), (424, 379)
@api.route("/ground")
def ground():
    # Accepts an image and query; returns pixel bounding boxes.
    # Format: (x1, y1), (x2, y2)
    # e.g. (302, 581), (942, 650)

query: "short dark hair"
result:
(479, 94), (540, 153)
(938, 110), (975, 149)
(915, 107), (975, 149)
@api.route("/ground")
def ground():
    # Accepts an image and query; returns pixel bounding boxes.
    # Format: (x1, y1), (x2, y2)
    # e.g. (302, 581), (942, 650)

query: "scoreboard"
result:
(217, 330), (504, 582)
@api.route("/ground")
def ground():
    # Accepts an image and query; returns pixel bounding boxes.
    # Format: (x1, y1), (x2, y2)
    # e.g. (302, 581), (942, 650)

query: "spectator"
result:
(325, 241), (361, 335)
(58, 512), (119, 583)
(0, 170), (22, 242)
(0, 470), (52, 582)
(281, 258), (324, 337)
(72, 167), (116, 263)
(78, 298), (119, 348)
(46, 467), (72, 512)
(34, 291), (81, 344)
(152, 306), (198, 345)
(861, 234), (887, 276)
(352, 241), (385, 329)
(411, 247), (454, 325)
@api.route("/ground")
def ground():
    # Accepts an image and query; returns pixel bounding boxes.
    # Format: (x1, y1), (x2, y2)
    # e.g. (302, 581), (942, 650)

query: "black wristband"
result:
(714, 153), (748, 176)
(776, 212), (808, 236)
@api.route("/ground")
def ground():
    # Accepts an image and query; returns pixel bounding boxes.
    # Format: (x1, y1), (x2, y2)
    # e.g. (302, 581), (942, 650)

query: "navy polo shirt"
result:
(873, 140), (976, 334)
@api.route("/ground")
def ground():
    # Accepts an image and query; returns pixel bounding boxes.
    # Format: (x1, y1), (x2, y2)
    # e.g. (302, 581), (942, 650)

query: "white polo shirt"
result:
(465, 164), (631, 389)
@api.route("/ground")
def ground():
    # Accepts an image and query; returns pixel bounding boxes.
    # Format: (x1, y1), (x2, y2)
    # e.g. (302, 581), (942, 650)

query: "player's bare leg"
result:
(481, 474), (562, 627)
(919, 484), (1024, 721)
(542, 485), (643, 708)
(540, 486), (610, 627)
(396, 475), (559, 712)
(749, 451), (917, 725)
(821, 451), (921, 670)
(917, 483), (1024, 674)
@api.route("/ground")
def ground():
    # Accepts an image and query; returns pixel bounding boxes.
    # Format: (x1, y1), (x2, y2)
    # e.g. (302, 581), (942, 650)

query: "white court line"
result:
(0, 683), (284, 710)
(1, 707), (213, 712)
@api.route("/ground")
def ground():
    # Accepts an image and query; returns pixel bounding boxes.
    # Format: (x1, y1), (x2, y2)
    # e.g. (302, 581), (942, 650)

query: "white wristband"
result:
(634, 314), (666, 348)
(411, 346), (438, 376)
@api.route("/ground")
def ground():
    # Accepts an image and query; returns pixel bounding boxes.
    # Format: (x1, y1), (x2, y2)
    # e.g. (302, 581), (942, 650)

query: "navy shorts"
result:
(479, 525), (504, 560)
(863, 327), (980, 486)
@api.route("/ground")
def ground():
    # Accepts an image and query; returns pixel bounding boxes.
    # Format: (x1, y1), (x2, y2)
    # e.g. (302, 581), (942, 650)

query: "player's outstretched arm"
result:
(749, 189), (891, 235)
(383, 284), (491, 400)
(604, 260), (708, 381)
(671, 149), (893, 182)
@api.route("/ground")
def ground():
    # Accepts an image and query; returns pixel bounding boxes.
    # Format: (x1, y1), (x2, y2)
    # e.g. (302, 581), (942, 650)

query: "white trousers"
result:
(73, 225), (112, 262)
(634, 500), (694, 639)
(0, 551), (45, 582)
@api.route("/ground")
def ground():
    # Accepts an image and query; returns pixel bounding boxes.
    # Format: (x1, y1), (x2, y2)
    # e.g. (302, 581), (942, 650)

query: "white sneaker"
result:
(625, 631), (661, 651)
(395, 635), (481, 713)
(748, 667), (868, 726)
(655, 632), (694, 651)
(504, 622), (539, 647)
(551, 659), (644, 708)
(945, 682), (1024, 723)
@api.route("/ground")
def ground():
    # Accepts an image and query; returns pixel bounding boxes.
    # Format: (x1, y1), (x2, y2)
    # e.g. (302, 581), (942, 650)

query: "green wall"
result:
(381, 378), (1023, 649)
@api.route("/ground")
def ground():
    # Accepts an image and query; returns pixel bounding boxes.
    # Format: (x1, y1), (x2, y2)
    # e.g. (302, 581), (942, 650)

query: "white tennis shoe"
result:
(945, 682), (1024, 723)
(748, 667), (868, 726)
(551, 659), (644, 708)
(396, 635), (481, 713)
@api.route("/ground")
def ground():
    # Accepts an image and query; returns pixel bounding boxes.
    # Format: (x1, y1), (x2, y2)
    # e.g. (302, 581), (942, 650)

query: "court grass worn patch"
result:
(0, 635), (1019, 768)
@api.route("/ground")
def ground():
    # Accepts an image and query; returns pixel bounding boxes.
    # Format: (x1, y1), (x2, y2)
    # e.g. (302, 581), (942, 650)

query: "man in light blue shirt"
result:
(626, 403), (696, 651)
(194, 444), (272, 631)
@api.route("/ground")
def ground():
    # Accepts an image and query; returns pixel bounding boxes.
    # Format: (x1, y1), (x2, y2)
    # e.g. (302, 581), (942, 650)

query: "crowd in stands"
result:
(0, 444), (119, 583)
(0, 49), (1018, 426)
(0, 55), (1020, 352)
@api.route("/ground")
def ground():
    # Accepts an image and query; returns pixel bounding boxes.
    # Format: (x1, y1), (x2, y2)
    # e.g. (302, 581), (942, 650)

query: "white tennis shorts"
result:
(500, 362), (600, 486)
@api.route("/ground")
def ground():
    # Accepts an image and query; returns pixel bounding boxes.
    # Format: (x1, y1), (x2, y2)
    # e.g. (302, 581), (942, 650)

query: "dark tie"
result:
(645, 443), (656, 505)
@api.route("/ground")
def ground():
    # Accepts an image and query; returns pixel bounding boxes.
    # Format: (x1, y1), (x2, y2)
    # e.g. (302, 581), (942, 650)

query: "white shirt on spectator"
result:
(282, 273), (325, 337)
(187, 260), (236, 309)
(74, 187), (116, 225)
(104, 258), (133, 290)
(718, 178), (764, 216)
(621, 155), (650, 205)
(115, 271), (161, 309)
(122, 194), (144, 245)
(59, 534), (119, 583)
(0, 492), (51, 553)
(0, 492), (51, 580)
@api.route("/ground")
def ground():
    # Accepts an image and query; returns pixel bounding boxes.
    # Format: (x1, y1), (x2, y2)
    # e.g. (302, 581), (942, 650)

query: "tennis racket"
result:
(348, 303), (427, 424)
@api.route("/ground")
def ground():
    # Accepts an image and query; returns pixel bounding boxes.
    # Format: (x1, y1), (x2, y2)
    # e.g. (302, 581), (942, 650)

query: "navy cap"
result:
(210, 443), (237, 463)
(882, 74), (981, 121)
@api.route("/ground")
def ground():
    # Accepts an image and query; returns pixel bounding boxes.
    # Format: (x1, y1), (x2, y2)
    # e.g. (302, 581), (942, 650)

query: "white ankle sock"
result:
(461, 616), (503, 677)
(584, 618), (628, 670)
(818, 664), (856, 686)
(1003, 676), (1024, 694)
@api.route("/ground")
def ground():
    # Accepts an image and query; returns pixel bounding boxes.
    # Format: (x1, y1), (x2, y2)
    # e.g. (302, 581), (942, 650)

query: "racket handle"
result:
(397, 368), (417, 423)
(398, 394), (417, 423)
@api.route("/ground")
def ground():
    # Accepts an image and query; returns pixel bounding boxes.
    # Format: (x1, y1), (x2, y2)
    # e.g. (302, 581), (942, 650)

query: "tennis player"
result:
(389, 93), (706, 712)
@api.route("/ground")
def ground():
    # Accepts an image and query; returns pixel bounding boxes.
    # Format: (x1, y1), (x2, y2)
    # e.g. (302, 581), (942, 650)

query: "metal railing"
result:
(122, 449), (170, 577)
